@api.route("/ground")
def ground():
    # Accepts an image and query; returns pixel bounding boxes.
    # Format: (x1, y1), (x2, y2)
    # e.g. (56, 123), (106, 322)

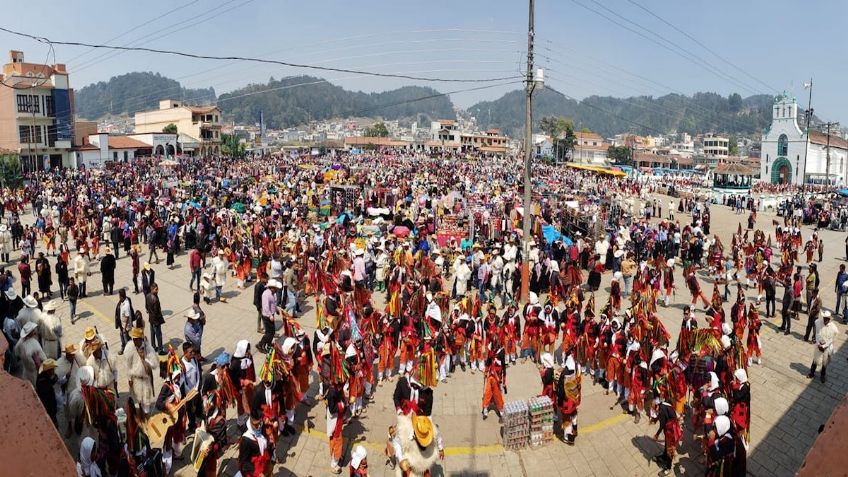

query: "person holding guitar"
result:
(154, 364), (189, 473)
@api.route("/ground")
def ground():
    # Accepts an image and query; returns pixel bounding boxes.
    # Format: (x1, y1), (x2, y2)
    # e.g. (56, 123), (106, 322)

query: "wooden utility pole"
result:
(520, 0), (536, 303)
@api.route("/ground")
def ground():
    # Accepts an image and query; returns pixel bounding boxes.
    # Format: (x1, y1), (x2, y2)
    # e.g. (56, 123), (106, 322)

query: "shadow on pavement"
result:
(748, 337), (848, 475)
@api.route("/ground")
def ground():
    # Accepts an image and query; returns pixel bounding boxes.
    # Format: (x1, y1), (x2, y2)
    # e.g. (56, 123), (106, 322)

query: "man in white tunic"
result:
(39, 299), (63, 359)
(123, 327), (157, 413)
(15, 321), (45, 385)
(808, 310), (838, 383)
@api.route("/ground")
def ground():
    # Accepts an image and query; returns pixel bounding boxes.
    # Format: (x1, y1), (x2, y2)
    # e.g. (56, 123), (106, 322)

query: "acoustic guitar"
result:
(146, 389), (198, 448)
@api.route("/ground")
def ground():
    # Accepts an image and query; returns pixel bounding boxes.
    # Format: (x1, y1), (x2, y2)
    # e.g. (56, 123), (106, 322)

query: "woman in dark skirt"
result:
(587, 255), (603, 291)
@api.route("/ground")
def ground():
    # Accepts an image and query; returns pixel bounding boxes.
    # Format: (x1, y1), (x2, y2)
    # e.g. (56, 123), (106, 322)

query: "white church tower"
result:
(760, 92), (805, 185)
(761, 92), (848, 185)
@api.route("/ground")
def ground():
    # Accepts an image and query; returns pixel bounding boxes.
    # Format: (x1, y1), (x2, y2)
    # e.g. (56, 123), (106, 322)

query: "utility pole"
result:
(520, 0), (536, 304)
(824, 121), (839, 188)
(802, 79), (813, 188)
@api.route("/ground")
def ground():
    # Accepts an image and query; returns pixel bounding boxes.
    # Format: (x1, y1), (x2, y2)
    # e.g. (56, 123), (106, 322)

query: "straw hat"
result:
(44, 299), (61, 312)
(84, 326), (97, 341)
(129, 327), (145, 339)
(413, 415), (434, 448)
(39, 359), (58, 374)
(64, 344), (78, 354)
(143, 262), (151, 271)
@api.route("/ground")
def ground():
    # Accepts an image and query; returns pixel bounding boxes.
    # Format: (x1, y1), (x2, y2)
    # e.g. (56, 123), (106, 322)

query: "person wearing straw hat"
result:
(391, 413), (444, 476)
(73, 248), (89, 298)
(36, 358), (60, 426)
(211, 249), (229, 303)
(256, 279), (281, 354)
(15, 320), (45, 385)
(124, 327), (157, 414)
(15, 293), (40, 332)
(0, 223), (11, 263)
(56, 343), (84, 436)
(86, 338), (117, 393)
(39, 298), (63, 359)
(184, 307), (206, 359)
(100, 245), (116, 296)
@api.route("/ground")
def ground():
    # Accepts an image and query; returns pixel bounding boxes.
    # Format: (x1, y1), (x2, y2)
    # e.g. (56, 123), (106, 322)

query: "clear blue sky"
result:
(1, 0), (846, 125)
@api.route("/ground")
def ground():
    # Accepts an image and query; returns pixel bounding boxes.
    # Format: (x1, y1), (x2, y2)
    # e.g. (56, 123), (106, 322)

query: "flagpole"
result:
(802, 79), (813, 189)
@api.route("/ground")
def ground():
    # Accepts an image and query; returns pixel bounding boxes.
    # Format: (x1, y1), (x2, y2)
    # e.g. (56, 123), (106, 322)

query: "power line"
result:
(570, 0), (761, 96)
(64, 0), (201, 64)
(624, 0), (778, 93)
(537, 40), (766, 134)
(71, 0), (255, 74)
(0, 25), (521, 84)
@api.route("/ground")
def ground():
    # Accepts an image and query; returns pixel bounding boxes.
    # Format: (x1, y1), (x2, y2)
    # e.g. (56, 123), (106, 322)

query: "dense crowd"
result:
(0, 152), (838, 477)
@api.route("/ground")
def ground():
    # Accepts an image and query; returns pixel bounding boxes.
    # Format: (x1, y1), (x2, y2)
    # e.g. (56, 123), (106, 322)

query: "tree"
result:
(557, 124), (576, 162)
(365, 122), (389, 137)
(220, 133), (246, 158)
(728, 93), (742, 113)
(0, 153), (23, 189)
(728, 136), (739, 156)
(162, 123), (178, 134)
(538, 116), (575, 161)
(607, 145), (632, 165)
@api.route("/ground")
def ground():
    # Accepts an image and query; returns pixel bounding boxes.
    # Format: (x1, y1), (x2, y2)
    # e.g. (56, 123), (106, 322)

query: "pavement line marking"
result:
(288, 411), (631, 456)
(79, 300), (114, 327)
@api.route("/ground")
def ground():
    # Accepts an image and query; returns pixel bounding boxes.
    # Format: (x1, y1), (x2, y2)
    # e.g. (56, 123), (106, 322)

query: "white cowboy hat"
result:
(540, 352), (554, 369)
(185, 309), (201, 320)
(613, 249), (624, 258)
(21, 321), (37, 336)
(22, 295), (37, 308)
(43, 299), (61, 312)
(267, 279), (282, 289)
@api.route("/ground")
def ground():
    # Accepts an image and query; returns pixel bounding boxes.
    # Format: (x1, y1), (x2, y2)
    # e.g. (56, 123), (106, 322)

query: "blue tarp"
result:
(837, 189), (848, 197)
(542, 224), (573, 246)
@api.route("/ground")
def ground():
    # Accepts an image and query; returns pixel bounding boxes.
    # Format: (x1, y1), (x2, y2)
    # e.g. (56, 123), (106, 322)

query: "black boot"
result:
(821, 366), (827, 384)
(807, 363), (817, 379)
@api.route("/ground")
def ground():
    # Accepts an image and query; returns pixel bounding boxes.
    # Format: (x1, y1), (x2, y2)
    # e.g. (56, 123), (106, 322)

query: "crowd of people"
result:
(0, 152), (839, 476)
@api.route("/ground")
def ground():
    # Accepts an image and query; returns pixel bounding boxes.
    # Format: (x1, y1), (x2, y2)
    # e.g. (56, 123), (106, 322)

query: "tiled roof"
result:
(344, 136), (410, 147)
(809, 130), (848, 150)
(108, 136), (151, 149)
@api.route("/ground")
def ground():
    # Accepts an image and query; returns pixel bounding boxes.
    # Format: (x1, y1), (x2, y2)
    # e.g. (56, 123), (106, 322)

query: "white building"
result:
(760, 92), (848, 185)
(703, 133), (729, 158)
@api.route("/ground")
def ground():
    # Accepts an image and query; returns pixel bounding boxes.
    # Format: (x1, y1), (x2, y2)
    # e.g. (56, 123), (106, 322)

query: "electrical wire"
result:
(624, 0), (779, 94)
(63, 0), (202, 64)
(0, 25), (522, 84)
(570, 0), (761, 96)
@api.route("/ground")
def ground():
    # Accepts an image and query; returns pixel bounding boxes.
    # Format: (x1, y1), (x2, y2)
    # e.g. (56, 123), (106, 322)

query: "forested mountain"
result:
(218, 76), (455, 128)
(469, 89), (774, 138)
(75, 72), (216, 119)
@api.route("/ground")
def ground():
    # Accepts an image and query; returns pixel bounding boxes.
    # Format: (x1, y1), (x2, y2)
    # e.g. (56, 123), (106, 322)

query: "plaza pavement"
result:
(19, 194), (847, 476)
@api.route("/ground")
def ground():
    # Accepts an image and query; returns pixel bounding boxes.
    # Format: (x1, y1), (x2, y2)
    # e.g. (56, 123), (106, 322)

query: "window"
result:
(16, 95), (27, 112)
(113, 151), (118, 161)
(16, 94), (39, 113)
(124, 151), (129, 162)
(45, 96), (54, 116)
(18, 125), (42, 143)
(777, 134), (788, 156)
